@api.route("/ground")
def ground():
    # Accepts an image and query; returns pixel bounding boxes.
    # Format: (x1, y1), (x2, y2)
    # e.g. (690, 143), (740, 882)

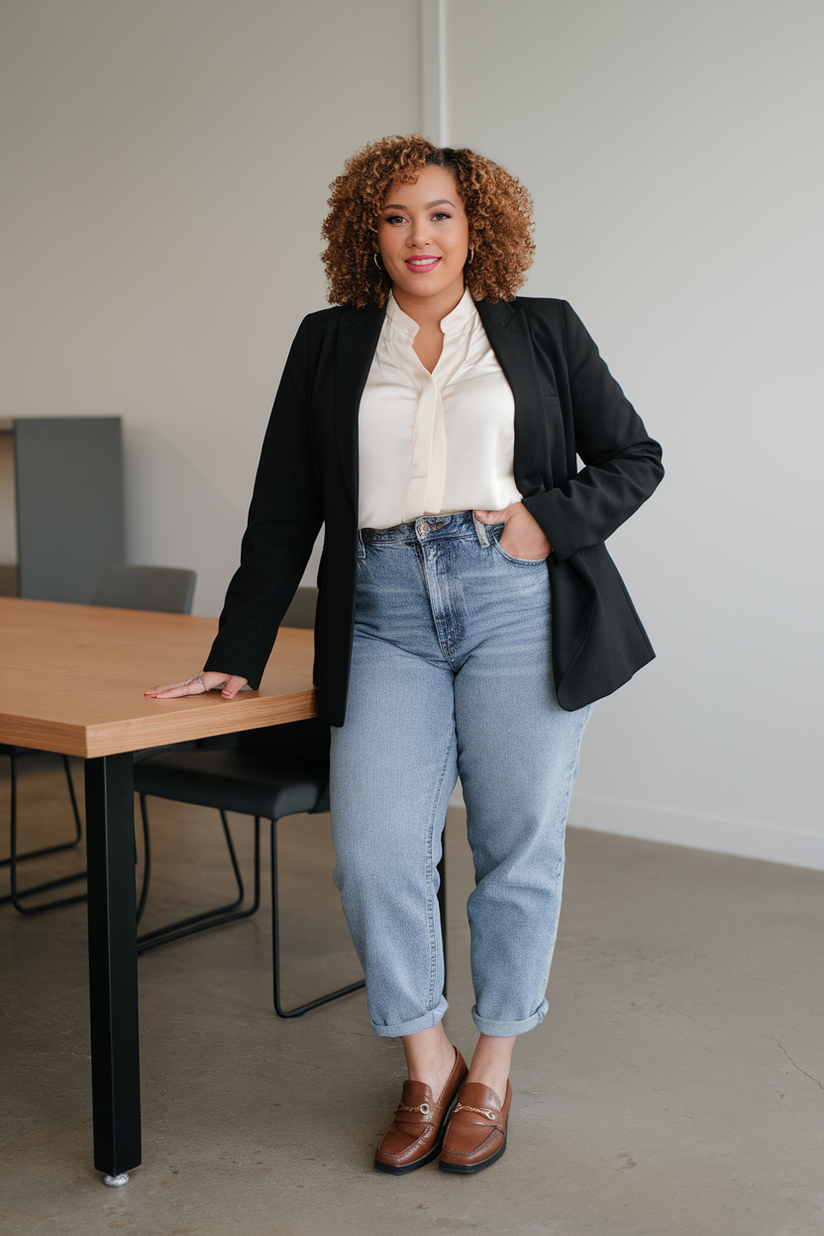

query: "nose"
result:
(409, 217), (432, 248)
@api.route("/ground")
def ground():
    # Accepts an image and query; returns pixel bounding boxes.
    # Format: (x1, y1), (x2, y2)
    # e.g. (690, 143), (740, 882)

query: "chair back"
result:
(281, 587), (317, 629)
(92, 565), (196, 614)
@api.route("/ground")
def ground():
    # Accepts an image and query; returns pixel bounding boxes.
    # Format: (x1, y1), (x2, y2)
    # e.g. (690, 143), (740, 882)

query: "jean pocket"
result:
(490, 531), (549, 565)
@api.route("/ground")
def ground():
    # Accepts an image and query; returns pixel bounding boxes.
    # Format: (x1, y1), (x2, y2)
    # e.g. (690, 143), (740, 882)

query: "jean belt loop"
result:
(357, 529), (366, 560)
(472, 511), (490, 548)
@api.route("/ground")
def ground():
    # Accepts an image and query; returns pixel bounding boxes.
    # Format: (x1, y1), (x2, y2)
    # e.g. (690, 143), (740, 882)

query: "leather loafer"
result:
(374, 1046), (468, 1174)
(438, 1079), (512, 1173)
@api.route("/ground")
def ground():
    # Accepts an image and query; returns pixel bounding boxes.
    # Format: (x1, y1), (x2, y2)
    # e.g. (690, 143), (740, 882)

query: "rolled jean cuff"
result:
(370, 996), (449, 1038)
(470, 998), (549, 1037)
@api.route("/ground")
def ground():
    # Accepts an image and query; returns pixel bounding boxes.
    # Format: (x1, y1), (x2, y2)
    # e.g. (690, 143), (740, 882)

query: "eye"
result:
(384, 214), (407, 225)
(432, 211), (452, 221)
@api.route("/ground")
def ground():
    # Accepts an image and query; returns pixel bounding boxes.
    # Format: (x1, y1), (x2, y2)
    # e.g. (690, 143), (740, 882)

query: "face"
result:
(376, 165), (470, 317)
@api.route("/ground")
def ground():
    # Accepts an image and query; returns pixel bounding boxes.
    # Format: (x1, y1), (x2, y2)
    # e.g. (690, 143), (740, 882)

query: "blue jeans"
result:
(330, 511), (592, 1038)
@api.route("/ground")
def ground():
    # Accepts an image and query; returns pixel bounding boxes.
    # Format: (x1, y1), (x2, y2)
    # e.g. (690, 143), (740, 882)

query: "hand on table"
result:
(144, 672), (249, 700)
(474, 502), (551, 561)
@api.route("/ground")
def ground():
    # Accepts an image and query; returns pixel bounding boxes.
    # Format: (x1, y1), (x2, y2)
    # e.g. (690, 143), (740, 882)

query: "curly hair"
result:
(321, 135), (535, 309)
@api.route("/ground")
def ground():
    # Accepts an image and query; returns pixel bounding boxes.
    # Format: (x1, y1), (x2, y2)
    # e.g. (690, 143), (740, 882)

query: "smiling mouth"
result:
(405, 256), (441, 270)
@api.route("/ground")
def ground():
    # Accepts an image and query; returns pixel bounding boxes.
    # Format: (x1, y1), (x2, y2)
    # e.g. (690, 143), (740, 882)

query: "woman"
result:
(147, 136), (663, 1175)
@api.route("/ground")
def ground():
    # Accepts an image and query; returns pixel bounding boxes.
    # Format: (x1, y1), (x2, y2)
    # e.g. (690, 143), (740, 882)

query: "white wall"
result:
(2, 1), (821, 869)
(446, 0), (823, 868)
(0, 0), (420, 615)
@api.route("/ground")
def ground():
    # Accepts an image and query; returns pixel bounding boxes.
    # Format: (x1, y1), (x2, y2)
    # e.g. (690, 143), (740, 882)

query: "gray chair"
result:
(92, 564), (196, 614)
(2, 565), (197, 914)
(133, 587), (443, 1020)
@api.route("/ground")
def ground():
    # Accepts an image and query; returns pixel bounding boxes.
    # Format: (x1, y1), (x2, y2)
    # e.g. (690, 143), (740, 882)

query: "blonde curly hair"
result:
(321, 135), (535, 308)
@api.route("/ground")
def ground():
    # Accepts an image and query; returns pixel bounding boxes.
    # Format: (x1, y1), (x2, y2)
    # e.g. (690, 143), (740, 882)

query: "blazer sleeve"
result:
(204, 315), (324, 688)
(522, 300), (664, 563)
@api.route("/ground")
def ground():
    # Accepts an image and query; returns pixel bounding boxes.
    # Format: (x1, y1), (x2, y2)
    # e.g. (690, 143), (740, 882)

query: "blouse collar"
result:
(385, 285), (477, 341)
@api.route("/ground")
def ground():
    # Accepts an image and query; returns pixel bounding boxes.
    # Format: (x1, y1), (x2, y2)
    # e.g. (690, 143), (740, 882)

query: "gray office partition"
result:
(13, 417), (125, 604)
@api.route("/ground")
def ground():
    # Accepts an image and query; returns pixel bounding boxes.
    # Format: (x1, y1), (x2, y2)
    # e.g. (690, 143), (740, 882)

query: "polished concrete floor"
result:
(1, 753), (822, 1236)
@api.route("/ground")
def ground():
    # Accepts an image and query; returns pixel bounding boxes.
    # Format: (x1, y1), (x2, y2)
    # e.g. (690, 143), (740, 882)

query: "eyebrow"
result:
(383, 199), (457, 210)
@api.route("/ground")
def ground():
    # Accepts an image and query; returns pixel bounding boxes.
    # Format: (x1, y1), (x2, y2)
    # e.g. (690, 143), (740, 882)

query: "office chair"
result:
(92, 564), (196, 614)
(2, 565), (197, 914)
(133, 587), (447, 1018)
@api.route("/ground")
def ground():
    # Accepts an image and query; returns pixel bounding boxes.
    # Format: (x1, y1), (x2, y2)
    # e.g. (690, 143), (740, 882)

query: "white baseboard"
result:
(568, 793), (824, 873)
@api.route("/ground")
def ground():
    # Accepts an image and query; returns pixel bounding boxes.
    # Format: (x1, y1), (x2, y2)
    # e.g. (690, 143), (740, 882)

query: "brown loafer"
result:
(374, 1046), (468, 1175)
(438, 1079), (512, 1173)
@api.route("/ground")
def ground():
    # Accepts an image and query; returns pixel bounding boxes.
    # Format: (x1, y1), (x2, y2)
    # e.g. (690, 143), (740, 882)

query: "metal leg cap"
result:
(103, 1173), (130, 1187)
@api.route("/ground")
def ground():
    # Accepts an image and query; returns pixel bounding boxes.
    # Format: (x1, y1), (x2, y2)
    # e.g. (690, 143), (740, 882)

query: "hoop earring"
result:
(373, 253), (383, 271)
(467, 248), (475, 264)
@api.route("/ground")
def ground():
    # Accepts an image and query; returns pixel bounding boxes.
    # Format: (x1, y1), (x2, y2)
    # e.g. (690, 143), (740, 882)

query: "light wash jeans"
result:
(330, 511), (592, 1038)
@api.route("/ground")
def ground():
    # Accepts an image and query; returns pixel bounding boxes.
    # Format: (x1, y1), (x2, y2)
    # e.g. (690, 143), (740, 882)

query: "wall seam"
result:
(421, 0), (447, 144)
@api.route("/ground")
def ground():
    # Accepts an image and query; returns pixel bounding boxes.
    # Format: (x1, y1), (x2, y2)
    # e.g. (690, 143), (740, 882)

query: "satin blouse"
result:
(357, 287), (522, 530)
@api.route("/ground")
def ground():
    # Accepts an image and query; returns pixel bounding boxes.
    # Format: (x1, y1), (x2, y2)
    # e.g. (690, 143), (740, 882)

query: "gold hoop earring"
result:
(373, 253), (383, 271)
(467, 248), (475, 264)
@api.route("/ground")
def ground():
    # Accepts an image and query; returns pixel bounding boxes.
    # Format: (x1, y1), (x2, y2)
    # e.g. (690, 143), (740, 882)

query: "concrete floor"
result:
(1, 753), (822, 1236)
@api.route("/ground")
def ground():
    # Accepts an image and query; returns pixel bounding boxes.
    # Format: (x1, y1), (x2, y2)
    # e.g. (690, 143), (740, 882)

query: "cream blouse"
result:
(357, 287), (522, 530)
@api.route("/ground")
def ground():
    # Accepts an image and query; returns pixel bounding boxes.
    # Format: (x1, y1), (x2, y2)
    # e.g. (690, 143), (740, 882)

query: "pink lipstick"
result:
(405, 256), (441, 272)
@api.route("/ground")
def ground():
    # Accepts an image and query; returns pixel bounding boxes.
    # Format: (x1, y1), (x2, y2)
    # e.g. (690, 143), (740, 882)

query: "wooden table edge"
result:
(0, 687), (319, 758)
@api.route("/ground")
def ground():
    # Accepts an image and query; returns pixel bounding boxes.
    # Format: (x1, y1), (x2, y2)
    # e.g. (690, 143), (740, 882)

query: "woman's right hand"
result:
(144, 672), (249, 700)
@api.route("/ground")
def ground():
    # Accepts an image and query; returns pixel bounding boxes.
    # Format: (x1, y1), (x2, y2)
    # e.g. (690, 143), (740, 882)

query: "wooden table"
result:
(0, 597), (317, 1184)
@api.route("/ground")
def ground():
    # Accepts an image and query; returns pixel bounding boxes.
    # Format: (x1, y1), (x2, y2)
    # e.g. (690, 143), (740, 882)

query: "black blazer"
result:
(205, 297), (664, 725)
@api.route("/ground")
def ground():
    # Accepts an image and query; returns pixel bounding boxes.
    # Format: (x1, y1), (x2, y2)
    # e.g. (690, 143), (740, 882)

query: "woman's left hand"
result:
(474, 502), (551, 560)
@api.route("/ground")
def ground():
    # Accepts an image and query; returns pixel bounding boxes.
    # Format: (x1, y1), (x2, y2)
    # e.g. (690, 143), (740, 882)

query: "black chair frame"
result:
(136, 803), (261, 949)
(134, 791), (448, 1019)
(0, 751), (87, 913)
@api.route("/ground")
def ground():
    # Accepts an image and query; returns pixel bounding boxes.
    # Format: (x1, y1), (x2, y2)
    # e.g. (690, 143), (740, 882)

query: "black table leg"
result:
(85, 753), (141, 1183)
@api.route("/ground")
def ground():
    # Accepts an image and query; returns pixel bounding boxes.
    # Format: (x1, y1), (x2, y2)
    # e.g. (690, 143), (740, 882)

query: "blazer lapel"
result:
(334, 304), (386, 515)
(476, 298), (555, 495)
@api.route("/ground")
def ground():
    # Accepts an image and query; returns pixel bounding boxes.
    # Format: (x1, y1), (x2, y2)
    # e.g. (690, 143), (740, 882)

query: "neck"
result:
(391, 281), (466, 330)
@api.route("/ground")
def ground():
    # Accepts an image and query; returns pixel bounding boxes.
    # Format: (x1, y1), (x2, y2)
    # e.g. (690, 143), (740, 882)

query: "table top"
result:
(0, 597), (317, 757)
